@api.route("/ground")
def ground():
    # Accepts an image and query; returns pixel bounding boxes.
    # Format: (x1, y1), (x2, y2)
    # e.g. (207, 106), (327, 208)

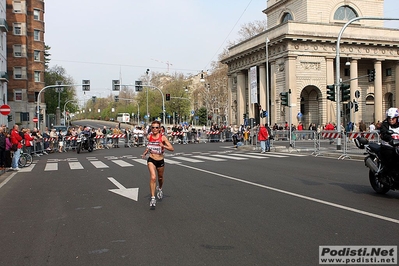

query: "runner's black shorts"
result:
(147, 157), (165, 168)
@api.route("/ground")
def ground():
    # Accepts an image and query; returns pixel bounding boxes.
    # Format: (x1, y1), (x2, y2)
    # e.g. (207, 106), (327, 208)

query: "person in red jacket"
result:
(10, 124), (23, 171)
(24, 128), (35, 156)
(257, 124), (269, 154)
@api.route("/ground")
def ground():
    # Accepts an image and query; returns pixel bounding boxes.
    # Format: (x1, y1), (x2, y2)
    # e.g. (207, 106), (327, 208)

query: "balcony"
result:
(0, 18), (8, 32)
(0, 72), (9, 82)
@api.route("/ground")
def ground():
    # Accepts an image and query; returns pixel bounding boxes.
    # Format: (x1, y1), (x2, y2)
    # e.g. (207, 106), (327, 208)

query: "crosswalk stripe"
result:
(231, 153), (268, 159)
(192, 155), (226, 161)
(19, 164), (36, 172)
(173, 156), (204, 163)
(164, 159), (181, 165)
(45, 163), (58, 171)
(69, 162), (84, 170)
(90, 160), (109, 168)
(211, 154), (247, 160)
(112, 160), (134, 167)
(248, 152), (287, 158)
(271, 152), (307, 157)
(132, 159), (148, 165)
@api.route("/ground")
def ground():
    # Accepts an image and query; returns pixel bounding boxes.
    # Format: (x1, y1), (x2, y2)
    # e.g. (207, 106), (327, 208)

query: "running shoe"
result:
(156, 186), (163, 200)
(150, 197), (156, 207)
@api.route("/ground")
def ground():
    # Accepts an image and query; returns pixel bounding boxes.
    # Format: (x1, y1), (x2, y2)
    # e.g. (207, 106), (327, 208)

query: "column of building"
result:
(237, 72), (246, 126)
(396, 63), (399, 108)
(270, 60), (277, 125)
(285, 56), (297, 126)
(349, 58), (359, 127)
(326, 57), (335, 124)
(227, 75), (234, 125)
(374, 60), (383, 123)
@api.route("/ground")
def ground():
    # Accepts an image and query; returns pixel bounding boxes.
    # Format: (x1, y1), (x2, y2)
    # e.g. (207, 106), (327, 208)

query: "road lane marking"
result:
(211, 154), (247, 160)
(231, 153), (269, 159)
(132, 159), (148, 165)
(177, 164), (399, 225)
(192, 155), (225, 161)
(248, 152), (287, 158)
(111, 160), (133, 167)
(173, 157), (204, 163)
(69, 162), (84, 170)
(45, 163), (58, 171)
(90, 161), (109, 168)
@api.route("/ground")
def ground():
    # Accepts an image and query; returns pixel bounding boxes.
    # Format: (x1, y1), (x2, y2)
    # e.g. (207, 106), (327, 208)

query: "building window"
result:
(334, 6), (358, 21)
(386, 68), (392, 76)
(281, 12), (293, 23)
(34, 30), (40, 41)
(14, 45), (22, 57)
(34, 71), (40, 82)
(15, 90), (22, 101)
(13, 23), (22, 35)
(344, 68), (350, 77)
(33, 9), (40, 20)
(13, 0), (23, 13)
(13, 67), (26, 79)
(34, 50), (40, 61)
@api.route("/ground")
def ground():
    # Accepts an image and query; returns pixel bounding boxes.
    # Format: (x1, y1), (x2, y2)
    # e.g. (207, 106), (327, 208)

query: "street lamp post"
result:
(63, 99), (77, 126)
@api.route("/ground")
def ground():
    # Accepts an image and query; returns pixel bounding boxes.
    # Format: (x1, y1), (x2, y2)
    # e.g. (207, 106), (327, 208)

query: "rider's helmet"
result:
(386, 107), (399, 119)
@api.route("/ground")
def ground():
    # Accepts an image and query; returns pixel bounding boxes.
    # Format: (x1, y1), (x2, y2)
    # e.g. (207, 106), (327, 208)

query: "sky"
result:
(45, 0), (399, 100)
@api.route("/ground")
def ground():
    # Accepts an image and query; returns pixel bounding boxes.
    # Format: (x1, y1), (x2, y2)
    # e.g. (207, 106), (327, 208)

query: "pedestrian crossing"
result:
(17, 152), (308, 172)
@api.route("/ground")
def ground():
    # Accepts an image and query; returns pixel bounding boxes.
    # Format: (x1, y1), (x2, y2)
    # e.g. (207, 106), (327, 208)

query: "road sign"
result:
(0, 104), (11, 116)
(33, 117), (38, 123)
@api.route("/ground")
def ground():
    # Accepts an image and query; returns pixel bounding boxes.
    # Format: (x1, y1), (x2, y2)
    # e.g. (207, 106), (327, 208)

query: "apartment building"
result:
(0, 0), (7, 126)
(6, 0), (45, 128)
(222, 0), (399, 129)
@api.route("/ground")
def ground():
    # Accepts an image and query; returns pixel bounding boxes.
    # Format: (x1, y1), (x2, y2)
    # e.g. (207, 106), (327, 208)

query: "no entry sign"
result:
(0, 104), (11, 116)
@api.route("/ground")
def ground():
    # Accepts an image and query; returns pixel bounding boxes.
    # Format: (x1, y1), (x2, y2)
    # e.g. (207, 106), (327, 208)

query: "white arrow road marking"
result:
(108, 177), (139, 201)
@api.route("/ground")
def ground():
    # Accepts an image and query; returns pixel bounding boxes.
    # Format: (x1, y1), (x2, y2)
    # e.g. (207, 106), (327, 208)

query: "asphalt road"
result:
(0, 140), (398, 266)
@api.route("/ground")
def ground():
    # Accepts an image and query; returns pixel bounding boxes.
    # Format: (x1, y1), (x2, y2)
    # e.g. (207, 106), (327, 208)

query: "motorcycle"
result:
(354, 134), (399, 194)
(76, 133), (94, 154)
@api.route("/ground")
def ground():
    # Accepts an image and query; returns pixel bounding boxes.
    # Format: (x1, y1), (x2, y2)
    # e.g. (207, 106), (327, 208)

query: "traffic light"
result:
(166, 94), (170, 101)
(260, 110), (264, 118)
(341, 83), (350, 102)
(280, 92), (289, 106)
(368, 69), (375, 82)
(82, 80), (90, 91)
(39, 114), (43, 120)
(354, 101), (359, 112)
(7, 115), (12, 122)
(326, 85), (335, 101)
(114, 95), (119, 102)
(92, 96), (96, 103)
(135, 80), (143, 92)
(112, 80), (120, 91)
(243, 113), (247, 119)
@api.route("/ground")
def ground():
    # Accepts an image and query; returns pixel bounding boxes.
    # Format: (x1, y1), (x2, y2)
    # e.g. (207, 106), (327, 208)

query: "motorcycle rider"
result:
(379, 107), (399, 142)
(379, 107), (399, 169)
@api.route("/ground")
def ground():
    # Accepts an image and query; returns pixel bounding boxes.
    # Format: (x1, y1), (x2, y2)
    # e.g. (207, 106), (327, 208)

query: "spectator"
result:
(257, 124), (269, 154)
(10, 124), (23, 171)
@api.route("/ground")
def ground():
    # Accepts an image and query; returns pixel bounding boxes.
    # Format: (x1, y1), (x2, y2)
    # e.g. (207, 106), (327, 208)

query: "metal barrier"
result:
(290, 130), (317, 153)
(315, 131), (344, 158)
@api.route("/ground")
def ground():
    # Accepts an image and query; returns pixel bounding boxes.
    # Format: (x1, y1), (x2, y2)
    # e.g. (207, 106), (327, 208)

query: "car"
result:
(51, 125), (68, 135)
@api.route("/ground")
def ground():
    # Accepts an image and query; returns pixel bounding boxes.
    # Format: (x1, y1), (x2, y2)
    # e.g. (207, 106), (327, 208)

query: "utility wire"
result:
(203, 0), (253, 71)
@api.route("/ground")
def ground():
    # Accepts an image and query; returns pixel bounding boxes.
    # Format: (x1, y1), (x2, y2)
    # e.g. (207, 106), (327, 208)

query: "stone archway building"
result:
(222, 0), (399, 129)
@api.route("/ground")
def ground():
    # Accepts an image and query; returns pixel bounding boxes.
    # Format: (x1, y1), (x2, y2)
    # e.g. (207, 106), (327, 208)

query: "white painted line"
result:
(19, 164), (35, 172)
(231, 153), (269, 159)
(193, 155), (226, 161)
(164, 159), (181, 165)
(248, 152), (287, 158)
(69, 162), (84, 170)
(112, 160), (133, 167)
(177, 164), (399, 225)
(173, 156), (204, 163)
(90, 161), (109, 168)
(271, 152), (307, 157)
(211, 154), (247, 160)
(44, 163), (58, 171)
(132, 159), (148, 165)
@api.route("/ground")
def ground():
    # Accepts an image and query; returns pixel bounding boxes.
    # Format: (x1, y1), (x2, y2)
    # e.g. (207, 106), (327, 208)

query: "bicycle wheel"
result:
(24, 154), (33, 167)
(18, 155), (27, 168)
